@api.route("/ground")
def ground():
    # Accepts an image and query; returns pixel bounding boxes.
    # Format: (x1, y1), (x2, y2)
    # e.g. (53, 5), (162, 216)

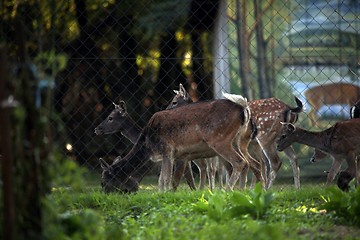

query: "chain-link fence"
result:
(1, 0), (360, 219)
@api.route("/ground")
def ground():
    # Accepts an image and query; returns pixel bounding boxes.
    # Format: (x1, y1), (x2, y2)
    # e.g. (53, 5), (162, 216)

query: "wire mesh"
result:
(1, 0), (360, 193)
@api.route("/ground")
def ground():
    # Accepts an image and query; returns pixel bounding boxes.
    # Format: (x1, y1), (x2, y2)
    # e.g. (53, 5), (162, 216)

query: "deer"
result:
(308, 98), (360, 184)
(169, 86), (304, 189)
(95, 101), (198, 192)
(305, 83), (360, 126)
(276, 119), (360, 191)
(166, 84), (228, 190)
(98, 97), (265, 192)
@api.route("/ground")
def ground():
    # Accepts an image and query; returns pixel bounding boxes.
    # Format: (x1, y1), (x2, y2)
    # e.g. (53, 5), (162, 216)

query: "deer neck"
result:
(294, 128), (330, 151)
(113, 131), (153, 180)
(121, 115), (142, 144)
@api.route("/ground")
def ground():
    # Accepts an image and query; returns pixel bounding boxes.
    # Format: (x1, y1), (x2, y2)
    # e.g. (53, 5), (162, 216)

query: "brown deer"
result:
(98, 98), (265, 192)
(305, 83), (360, 126)
(308, 98), (360, 184)
(95, 101), (197, 191)
(169, 86), (304, 189)
(276, 119), (360, 191)
(167, 84), (228, 190)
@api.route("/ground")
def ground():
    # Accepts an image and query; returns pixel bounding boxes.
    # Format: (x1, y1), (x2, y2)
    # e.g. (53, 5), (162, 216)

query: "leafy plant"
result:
(320, 184), (360, 226)
(193, 183), (276, 221)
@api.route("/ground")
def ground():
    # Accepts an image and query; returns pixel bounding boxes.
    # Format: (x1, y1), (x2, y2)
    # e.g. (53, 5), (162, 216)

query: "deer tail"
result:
(222, 91), (248, 108)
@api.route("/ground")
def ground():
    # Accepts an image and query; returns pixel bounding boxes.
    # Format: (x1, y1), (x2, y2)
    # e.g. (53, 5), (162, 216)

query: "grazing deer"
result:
(305, 83), (360, 126)
(246, 96), (303, 189)
(95, 101), (197, 191)
(98, 98), (265, 192)
(308, 98), (360, 184)
(276, 120), (360, 191)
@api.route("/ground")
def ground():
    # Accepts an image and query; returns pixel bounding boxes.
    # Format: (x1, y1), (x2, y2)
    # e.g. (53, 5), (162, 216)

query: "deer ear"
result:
(119, 100), (127, 111)
(287, 123), (296, 132)
(99, 158), (110, 170)
(113, 102), (120, 109)
(173, 90), (180, 94)
(179, 83), (190, 99)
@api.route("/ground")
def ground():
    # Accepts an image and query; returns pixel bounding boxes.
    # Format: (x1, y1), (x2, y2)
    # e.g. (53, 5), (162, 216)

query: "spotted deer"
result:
(95, 101), (197, 191)
(305, 83), (360, 126)
(222, 93), (304, 189)
(98, 98), (265, 192)
(277, 120), (360, 191)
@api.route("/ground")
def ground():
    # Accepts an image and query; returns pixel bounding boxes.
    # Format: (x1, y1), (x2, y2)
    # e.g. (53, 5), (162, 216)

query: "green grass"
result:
(45, 180), (360, 240)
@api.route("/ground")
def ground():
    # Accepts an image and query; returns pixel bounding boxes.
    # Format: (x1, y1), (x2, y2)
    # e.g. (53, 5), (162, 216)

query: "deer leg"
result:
(284, 146), (300, 189)
(217, 157), (224, 189)
(248, 142), (268, 188)
(337, 152), (356, 191)
(184, 161), (197, 190)
(159, 155), (174, 192)
(193, 159), (207, 190)
(265, 146), (282, 189)
(326, 157), (342, 184)
(210, 143), (248, 191)
(238, 166), (249, 189)
(206, 158), (216, 191)
(172, 160), (192, 190)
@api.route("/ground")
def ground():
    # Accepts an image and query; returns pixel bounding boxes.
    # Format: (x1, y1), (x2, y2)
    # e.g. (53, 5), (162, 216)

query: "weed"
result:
(193, 183), (276, 221)
(320, 183), (360, 227)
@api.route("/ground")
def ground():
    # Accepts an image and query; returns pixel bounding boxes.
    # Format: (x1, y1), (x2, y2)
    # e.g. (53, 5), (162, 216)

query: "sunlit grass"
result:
(45, 182), (360, 240)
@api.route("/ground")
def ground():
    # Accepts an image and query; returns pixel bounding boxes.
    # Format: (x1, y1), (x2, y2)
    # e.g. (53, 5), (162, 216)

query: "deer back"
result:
(249, 97), (303, 140)
(146, 99), (250, 152)
(305, 83), (360, 109)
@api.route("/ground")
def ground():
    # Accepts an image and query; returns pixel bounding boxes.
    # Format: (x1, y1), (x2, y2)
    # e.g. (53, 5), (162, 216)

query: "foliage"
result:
(193, 183), (276, 221)
(49, 151), (87, 191)
(43, 183), (360, 240)
(320, 183), (360, 227)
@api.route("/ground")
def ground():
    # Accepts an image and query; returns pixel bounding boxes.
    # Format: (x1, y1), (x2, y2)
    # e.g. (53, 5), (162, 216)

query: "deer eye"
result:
(108, 117), (113, 121)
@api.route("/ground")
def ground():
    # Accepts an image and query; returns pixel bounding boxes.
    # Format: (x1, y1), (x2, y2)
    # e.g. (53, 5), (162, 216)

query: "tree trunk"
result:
(236, 1), (254, 100)
(192, 32), (213, 100)
(155, 30), (187, 110)
(254, 0), (270, 98)
(14, 16), (45, 240)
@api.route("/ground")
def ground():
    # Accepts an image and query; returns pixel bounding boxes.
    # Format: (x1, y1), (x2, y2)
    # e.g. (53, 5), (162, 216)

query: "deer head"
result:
(94, 100), (130, 135)
(276, 122), (297, 151)
(166, 83), (192, 109)
(99, 158), (139, 193)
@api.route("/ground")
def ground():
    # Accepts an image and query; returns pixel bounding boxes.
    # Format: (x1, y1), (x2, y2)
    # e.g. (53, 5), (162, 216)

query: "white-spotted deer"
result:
(221, 93), (303, 189)
(277, 120), (360, 191)
(95, 101), (197, 191)
(305, 83), (360, 126)
(98, 98), (265, 192)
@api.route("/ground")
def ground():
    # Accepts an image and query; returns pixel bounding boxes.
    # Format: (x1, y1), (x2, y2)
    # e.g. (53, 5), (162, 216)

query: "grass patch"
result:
(45, 182), (360, 240)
